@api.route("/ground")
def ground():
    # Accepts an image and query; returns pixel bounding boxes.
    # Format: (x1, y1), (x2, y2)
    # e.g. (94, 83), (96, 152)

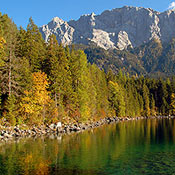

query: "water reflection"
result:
(0, 118), (175, 174)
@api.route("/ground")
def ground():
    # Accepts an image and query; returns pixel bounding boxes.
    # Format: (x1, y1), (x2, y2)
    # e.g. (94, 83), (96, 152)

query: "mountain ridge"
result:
(39, 6), (175, 50)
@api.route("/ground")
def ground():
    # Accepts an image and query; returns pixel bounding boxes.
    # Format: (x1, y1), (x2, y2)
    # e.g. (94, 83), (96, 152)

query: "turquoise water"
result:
(0, 118), (175, 175)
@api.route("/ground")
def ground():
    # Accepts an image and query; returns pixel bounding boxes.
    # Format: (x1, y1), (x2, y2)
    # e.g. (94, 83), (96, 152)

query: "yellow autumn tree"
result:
(0, 36), (6, 66)
(0, 36), (6, 48)
(170, 93), (175, 115)
(20, 71), (51, 125)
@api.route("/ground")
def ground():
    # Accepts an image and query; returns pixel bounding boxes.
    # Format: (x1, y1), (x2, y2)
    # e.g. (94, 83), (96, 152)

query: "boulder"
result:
(49, 124), (55, 130)
(56, 122), (62, 128)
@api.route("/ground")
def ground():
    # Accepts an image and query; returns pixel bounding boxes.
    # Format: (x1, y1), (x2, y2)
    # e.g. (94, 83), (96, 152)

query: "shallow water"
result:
(1, 118), (175, 175)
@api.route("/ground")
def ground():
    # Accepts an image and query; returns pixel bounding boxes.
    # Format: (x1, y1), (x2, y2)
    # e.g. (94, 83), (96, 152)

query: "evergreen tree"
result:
(88, 64), (98, 118)
(150, 94), (156, 116)
(157, 79), (169, 114)
(142, 84), (150, 116)
(0, 14), (18, 97)
(4, 95), (16, 125)
(0, 14), (24, 123)
(89, 64), (109, 118)
(70, 49), (91, 120)
(108, 81), (126, 117)
(45, 35), (73, 120)
(24, 17), (46, 71)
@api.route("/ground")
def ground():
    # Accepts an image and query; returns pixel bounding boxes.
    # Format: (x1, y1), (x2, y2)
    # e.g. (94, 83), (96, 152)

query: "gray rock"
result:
(49, 123), (55, 130)
(40, 17), (74, 46)
(55, 122), (62, 129)
(4, 133), (12, 138)
(116, 31), (132, 50)
(39, 6), (175, 50)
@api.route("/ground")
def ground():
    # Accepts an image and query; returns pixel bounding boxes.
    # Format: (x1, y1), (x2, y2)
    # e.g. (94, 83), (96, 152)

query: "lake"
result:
(0, 118), (175, 175)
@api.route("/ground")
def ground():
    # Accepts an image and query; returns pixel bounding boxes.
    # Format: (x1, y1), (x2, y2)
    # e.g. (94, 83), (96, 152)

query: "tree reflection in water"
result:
(0, 118), (175, 175)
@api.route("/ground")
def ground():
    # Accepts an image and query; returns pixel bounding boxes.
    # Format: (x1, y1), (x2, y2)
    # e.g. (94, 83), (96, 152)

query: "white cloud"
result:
(168, 2), (175, 9)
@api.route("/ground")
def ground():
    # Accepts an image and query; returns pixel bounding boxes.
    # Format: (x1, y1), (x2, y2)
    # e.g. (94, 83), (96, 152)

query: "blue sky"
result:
(0, 0), (174, 28)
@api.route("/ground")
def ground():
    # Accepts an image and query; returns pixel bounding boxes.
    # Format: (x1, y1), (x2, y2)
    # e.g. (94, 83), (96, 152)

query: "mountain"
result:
(72, 38), (175, 77)
(39, 6), (175, 50)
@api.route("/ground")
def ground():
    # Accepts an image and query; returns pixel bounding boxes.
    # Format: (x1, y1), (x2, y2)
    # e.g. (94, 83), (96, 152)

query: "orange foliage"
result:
(35, 160), (50, 175)
(20, 71), (51, 125)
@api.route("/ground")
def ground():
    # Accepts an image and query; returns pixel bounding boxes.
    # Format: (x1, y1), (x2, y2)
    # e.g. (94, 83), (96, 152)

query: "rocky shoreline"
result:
(0, 116), (174, 143)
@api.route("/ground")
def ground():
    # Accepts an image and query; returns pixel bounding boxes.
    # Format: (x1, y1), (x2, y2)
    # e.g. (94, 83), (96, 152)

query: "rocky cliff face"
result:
(40, 17), (74, 45)
(39, 6), (175, 50)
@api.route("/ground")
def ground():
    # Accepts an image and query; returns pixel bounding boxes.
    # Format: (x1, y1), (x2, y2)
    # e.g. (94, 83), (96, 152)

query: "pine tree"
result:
(24, 17), (46, 71)
(70, 49), (91, 121)
(0, 14), (24, 124)
(157, 79), (169, 114)
(0, 14), (18, 97)
(150, 94), (156, 116)
(142, 84), (150, 116)
(45, 35), (72, 120)
(64, 46), (76, 117)
(108, 81), (126, 117)
(88, 64), (97, 118)
(15, 26), (27, 58)
(5, 95), (16, 125)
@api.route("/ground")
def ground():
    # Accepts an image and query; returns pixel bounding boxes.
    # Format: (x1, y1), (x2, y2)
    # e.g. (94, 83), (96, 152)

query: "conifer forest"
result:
(0, 14), (175, 127)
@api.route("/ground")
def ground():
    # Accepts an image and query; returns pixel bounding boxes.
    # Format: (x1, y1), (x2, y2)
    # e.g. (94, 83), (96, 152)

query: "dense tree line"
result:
(0, 14), (175, 126)
(79, 38), (175, 77)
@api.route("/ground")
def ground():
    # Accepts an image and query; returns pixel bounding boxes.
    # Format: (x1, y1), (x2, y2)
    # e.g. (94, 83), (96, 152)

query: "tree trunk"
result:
(8, 48), (12, 96)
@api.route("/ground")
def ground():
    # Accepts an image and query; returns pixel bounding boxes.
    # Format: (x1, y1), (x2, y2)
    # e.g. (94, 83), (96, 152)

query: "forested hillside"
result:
(79, 38), (175, 77)
(0, 13), (175, 126)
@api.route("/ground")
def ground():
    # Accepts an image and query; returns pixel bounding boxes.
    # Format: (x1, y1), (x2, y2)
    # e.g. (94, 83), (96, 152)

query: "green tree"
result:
(0, 14), (18, 97)
(142, 84), (150, 116)
(108, 81), (126, 117)
(24, 17), (46, 71)
(150, 94), (156, 116)
(45, 35), (72, 120)
(70, 49), (91, 121)
(4, 95), (16, 125)
(89, 64), (109, 119)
